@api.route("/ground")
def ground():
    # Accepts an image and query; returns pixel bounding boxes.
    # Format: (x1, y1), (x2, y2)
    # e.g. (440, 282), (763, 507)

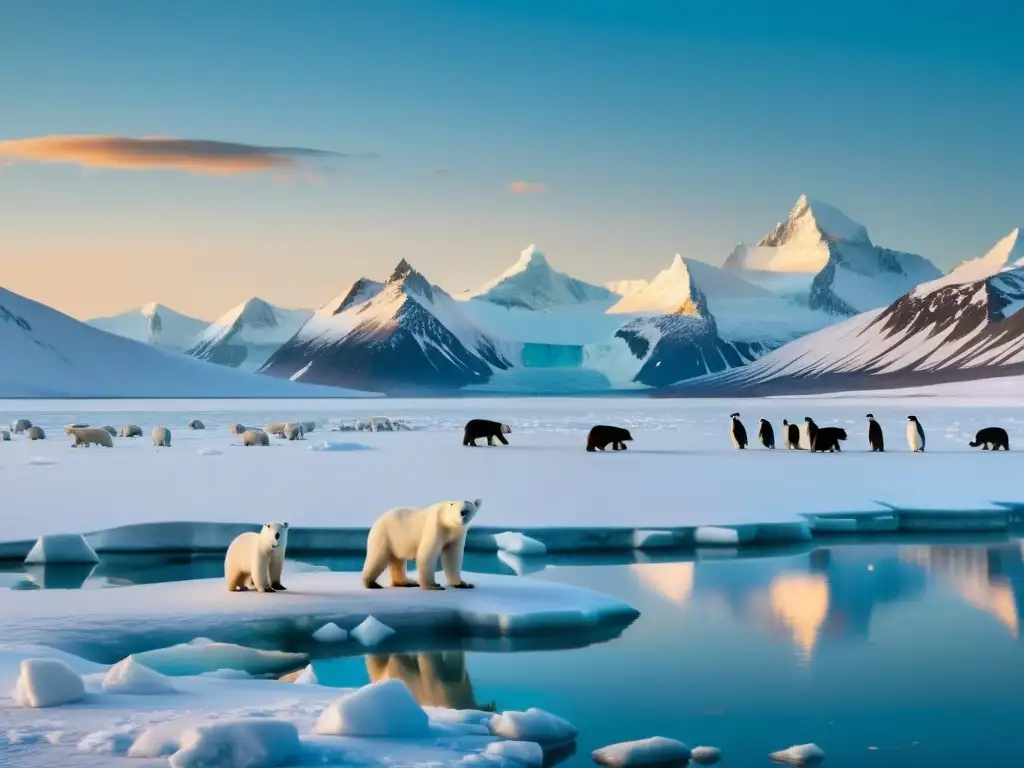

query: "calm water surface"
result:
(3, 536), (1022, 767)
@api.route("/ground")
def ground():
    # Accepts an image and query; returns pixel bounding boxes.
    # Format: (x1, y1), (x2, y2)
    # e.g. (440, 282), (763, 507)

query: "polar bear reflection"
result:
(365, 652), (495, 712)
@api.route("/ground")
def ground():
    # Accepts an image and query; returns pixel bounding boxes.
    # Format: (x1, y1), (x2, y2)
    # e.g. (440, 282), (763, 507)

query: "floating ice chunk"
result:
(485, 740), (544, 766)
(293, 664), (318, 685)
(24, 534), (99, 564)
(632, 530), (676, 549)
(307, 440), (373, 452)
(12, 658), (86, 708)
(497, 550), (547, 576)
(132, 638), (307, 677)
(312, 622), (348, 643)
(770, 743), (825, 765)
(694, 527), (739, 545)
(315, 679), (430, 737)
(77, 724), (140, 755)
(489, 708), (578, 745)
(101, 656), (177, 695)
(690, 745), (723, 765)
(350, 615), (395, 647)
(592, 736), (691, 767)
(196, 448), (223, 456)
(493, 531), (547, 555)
(132, 719), (301, 768)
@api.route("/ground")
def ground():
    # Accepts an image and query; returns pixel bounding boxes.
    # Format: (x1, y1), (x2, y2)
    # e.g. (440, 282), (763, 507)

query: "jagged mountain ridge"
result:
(668, 229), (1024, 395)
(259, 260), (513, 392)
(0, 286), (367, 398)
(186, 297), (312, 372)
(724, 195), (941, 316)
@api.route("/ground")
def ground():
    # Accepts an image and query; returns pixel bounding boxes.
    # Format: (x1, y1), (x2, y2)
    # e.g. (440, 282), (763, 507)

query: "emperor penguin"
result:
(866, 414), (884, 452)
(757, 419), (775, 449)
(729, 413), (748, 450)
(906, 415), (925, 452)
(804, 417), (819, 451)
(782, 419), (801, 450)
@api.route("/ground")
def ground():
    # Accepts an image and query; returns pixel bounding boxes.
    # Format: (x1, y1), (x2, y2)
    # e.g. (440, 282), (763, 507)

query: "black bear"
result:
(811, 426), (847, 452)
(462, 419), (511, 447)
(969, 426), (1009, 451)
(586, 425), (633, 452)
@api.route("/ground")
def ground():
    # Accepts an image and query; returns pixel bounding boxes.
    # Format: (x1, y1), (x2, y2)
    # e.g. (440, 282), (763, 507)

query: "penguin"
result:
(866, 414), (884, 452)
(782, 419), (801, 450)
(729, 413), (748, 450)
(757, 419), (775, 449)
(804, 417), (819, 451)
(906, 415), (925, 452)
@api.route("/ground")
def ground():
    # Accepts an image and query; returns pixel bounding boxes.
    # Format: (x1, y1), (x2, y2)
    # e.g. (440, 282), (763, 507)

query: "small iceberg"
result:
(690, 745), (723, 765)
(592, 736), (690, 767)
(24, 534), (99, 565)
(770, 743), (826, 766)
(694, 526), (739, 545)
(493, 531), (547, 555)
(312, 622), (348, 643)
(13, 658), (86, 708)
(130, 718), (301, 768)
(350, 615), (395, 647)
(101, 656), (177, 695)
(489, 707), (578, 745)
(485, 740), (544, 767)
(132, 638), (307, 677)
(316, 679), (431, 737)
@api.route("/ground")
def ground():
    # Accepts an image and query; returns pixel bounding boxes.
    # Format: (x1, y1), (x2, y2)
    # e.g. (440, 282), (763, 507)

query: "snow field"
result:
(2, 399), (1024, 558)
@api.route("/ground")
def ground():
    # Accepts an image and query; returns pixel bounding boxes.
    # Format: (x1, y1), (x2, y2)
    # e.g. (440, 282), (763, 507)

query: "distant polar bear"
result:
(1, 430), (9, 441)
(264, 422), (287, 438)
(284, 421), (304, 441)
(13, 419), (32, 434)
(224, 522), (288, 593)
(66, 426), (114, 448)
(121, 424), (143, 438)
(26, 426), (45, 440)
(229, 423), (247, 436)
(188, 419), (205, 430)
(300, 421), (316, 434)
(242, 429), (270, 447)
(152, 427), (171, 447)
(362, 499), (481, 591)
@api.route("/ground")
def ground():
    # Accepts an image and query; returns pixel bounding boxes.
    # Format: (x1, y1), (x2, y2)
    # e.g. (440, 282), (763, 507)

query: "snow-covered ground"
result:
(2, 395), (1024, 555)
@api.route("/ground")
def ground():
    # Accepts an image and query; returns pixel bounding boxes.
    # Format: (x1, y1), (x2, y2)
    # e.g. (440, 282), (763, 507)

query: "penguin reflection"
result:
(365, 651), (496, 712)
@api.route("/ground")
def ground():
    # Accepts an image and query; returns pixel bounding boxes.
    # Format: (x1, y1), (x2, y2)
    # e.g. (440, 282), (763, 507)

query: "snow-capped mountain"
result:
(606, 255), (834, 387)
(87, 302), (208, 352)
(723, 195), (941, 315)
(465, 245), (617, 310)
(0, 287), (370, 398)
(259, 260), (513, 392)
(674, 228), (1024, 395)
(186, 298), (312, 372)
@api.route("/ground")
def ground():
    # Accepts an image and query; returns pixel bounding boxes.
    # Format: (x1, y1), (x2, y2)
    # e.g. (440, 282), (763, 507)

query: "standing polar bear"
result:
(224, 522), (290, 592)
(362, 499), (481, 591)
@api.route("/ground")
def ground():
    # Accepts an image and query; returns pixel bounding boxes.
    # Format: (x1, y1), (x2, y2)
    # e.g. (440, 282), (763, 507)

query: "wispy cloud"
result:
(508, 180), (546, 195)
(0, 135), (354, 177)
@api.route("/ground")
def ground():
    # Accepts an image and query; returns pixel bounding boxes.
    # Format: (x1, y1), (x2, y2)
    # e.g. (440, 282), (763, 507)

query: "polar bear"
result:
(362, 499), (481, 591)
(66, 426), (114, 448)
(225, 522), (288, 593)
(242, 429), (270, 447)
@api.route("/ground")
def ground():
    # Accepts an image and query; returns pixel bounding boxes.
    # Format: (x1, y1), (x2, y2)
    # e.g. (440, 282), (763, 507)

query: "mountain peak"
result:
(511, 245), (550, 272)
(760, 195), (871, 248)
(920, 227), (1024, 293)
(387, 259), (434, 300)
(466, 246), (614, 310)
(141, 301), (166, 317)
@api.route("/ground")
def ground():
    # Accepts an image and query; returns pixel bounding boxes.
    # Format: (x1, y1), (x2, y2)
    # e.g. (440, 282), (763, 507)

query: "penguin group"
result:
(726, 413), (1009, 453)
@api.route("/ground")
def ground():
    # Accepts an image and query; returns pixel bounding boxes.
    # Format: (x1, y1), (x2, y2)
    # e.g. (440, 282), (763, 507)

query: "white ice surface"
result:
(101, 656), (177, 695)
(2, 397), (1024, 550)
(0, 645), (571, 768)
(0, 571), (636, 650)
(315, 678), (430, 737)
(13, 658), (86, 708)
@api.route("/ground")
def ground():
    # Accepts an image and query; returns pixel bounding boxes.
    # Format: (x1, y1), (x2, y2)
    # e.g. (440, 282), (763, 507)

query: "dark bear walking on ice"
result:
(757, 419), (774, 449)
(969, 427), (1009, 451)
(462, 419), (512, 447)
(866, 414), (884, 452)
(782, 419), (801, 450)
(804, 417), (819, 449)
(811, 426), (847, 452)
(586, 425), (633, 452)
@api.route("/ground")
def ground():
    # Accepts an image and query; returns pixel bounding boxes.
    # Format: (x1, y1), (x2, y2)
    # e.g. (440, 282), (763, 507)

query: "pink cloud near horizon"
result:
(508, 180), (546, 195)
(0, 135), (342, 176)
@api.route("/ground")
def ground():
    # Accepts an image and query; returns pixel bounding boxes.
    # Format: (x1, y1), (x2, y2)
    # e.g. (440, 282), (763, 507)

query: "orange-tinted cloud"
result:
(508, 180), (546, 195)
(0, 135), (343, 176)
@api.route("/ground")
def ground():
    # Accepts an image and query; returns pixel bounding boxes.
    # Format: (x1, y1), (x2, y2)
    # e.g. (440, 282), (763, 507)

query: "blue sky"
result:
(2, 0), (1022, 319)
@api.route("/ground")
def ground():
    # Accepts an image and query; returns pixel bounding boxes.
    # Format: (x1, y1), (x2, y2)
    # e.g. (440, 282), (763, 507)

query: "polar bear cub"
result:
(362, 499), (481, 591)
(225, 522), (289, 593)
